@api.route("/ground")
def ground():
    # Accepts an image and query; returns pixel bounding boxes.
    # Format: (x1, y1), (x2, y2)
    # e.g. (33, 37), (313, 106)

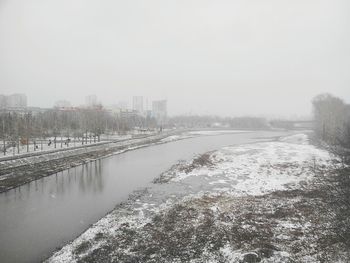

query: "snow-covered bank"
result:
(47, 133), (344, 263)
(187, 130), (253, 136)
(0, 130), (160, 161)
(0, 130), (189, 193)
(160, 133), (330, 196)
(0, 132), (174, 168)
(159, 129), (256, 143)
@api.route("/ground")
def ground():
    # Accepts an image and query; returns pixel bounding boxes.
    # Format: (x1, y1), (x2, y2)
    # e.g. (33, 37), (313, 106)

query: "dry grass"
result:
(74, 183), (348, 263)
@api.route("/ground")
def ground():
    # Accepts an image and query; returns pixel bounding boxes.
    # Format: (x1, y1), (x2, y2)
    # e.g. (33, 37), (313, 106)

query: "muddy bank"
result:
(47, 133), (349, 262)
(0, 131), (183, 193)
(67, 188), (342, 263)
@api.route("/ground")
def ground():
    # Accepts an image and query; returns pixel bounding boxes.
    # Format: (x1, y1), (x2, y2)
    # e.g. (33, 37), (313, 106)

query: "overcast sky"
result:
(0, 0), (349, 117)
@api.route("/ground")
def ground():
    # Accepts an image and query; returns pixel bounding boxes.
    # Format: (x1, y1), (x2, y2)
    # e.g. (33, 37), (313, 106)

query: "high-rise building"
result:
(0, 95), (7, 108)
(0, 93), (27, 108)
(85, 95), (98, 107)
(132, 96), (144, 114)
(152, 100), (167, 124)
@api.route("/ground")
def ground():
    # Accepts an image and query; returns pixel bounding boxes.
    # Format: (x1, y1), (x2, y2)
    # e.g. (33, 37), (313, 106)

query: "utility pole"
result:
(2, 118), (6, 156)
(26, 114), (29, 153)
(54, 112), (57, 149)
(15, 117), (20, 154)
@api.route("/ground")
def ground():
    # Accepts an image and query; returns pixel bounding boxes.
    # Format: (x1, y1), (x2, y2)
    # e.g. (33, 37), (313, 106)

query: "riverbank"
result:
(0, 129), (254, 193)
(47, 133), (348, 262)
(0, 130), (189, 193)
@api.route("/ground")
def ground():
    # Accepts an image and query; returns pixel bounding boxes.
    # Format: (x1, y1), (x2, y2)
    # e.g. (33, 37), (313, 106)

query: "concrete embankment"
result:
(0, 130), (182, 193)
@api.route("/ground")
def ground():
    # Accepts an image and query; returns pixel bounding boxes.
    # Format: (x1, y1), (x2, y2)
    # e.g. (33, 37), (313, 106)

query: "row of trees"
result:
(312, 93), (350, 252)
(0, 108), (158, 154)
(168, 115), (268, 129)
(313, 93), (350, 148)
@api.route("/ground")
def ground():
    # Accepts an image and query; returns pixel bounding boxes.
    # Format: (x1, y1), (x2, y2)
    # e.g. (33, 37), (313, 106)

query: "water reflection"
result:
(0, 131), (293, 263)
(37, 160), (106, 196)
(78, 160), (104, 194)
(2, 160), (104, 205)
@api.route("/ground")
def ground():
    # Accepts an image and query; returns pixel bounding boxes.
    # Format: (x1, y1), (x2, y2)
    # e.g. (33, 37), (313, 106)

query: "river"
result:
(0, 130), (293, 263)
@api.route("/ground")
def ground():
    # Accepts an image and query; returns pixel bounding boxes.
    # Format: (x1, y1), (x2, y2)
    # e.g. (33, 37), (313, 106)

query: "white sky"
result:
(0, 0), (349, 117)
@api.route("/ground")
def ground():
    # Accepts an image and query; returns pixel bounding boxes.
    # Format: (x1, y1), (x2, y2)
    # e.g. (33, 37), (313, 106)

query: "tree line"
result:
(0, 108), (157, 154)
(168, 115), (269, 129)
(312, 93), (350, 252)
(312, 93), (350, 150)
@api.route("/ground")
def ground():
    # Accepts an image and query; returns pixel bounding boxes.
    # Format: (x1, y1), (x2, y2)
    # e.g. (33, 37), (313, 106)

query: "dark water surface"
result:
(0, 131), (292, 263)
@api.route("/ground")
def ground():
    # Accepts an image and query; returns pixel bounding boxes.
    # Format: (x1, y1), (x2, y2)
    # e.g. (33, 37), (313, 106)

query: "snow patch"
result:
(188, 130), (252, 136)
(47, 133), (334, 262)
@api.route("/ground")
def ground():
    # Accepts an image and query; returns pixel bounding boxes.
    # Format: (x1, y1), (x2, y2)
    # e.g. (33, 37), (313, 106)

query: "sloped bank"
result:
(0, 131), (186, 193)
(47, 134), (347, 263)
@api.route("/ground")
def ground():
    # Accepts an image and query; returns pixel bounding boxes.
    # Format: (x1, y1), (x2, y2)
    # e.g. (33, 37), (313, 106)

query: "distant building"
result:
(132, 96), (143, 114)
(152, 100), (167, 124)
(85, 95), (98, 108)
(145, 110), (152, 118)
(0, 107), (48, 116)
(8, 94), (27, 107)
(0, 95), (6, 108)
(120, 109), (138, 120)
(117, 101), (128, 111)
(54, 100), (71, 109)
(0, 93), (27, 108)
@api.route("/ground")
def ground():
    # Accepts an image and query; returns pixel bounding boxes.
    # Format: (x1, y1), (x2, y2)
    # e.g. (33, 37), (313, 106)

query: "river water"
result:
(0, 130), (292, 263)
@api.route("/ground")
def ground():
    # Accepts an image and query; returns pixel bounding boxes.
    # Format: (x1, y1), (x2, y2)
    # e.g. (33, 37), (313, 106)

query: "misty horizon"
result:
(1, 0), (350, 118)
(1, 1), (350, 262)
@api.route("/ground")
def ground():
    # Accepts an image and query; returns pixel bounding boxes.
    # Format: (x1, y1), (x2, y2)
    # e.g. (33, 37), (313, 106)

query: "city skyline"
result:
(1, 1), (349, 118)
(0, 92), (318, 119)
(1, 1), (350, 262)
(1, 86), (349, 119)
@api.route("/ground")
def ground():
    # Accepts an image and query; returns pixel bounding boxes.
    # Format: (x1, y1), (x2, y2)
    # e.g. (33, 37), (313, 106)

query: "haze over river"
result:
(0, 130), (293, 263)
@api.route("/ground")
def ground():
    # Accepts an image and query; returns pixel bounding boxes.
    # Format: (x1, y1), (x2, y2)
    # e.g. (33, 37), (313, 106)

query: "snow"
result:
(0, 132), (161, 159)
(167, 134), (331, 198)
(46, 133), (335, 263)
(279, 133), (309, 145)
(160, 134), (194, 143)
(188, 130), (252, 136)
(159, 129), (252, 143)
(0, 131), (185, 170)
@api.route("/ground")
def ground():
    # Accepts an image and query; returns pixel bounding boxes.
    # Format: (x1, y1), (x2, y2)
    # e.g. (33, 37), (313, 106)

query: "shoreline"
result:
(0, 128), (264, 194)
(46, 132), (344, 263)
(0, 130), (185, 193)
